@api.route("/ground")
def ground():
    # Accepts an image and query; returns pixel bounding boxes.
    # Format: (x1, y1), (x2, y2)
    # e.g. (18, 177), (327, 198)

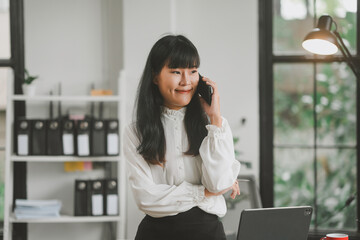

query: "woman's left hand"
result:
(204, 180), (240, 199)
(198, 76), (222, 127)
(230, 180), (241, 199)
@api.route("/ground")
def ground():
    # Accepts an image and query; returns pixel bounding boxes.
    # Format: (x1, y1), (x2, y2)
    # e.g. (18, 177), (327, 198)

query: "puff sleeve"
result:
(200, 117), (241, 193)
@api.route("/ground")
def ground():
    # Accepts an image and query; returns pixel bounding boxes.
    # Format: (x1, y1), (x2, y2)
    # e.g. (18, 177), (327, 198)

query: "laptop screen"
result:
(237, 206), (313, 240)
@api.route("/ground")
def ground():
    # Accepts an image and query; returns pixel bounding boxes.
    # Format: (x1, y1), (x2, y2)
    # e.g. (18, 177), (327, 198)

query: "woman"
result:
(124, 35), (241, 240)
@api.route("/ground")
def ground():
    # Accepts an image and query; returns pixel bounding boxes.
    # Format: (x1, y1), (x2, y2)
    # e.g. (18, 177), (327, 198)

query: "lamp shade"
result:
(302, 15), (339, 55)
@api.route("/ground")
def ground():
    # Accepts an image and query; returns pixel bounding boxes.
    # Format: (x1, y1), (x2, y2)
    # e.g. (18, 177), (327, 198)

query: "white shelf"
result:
(4, 71), (127, 239)
(10, 155), (120, 162)
(10, 215), (122, 223)
(11, 95), (121, 102)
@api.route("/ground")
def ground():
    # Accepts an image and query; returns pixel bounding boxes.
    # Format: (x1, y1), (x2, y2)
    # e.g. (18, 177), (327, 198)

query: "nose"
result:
(179, 73), (191, 85)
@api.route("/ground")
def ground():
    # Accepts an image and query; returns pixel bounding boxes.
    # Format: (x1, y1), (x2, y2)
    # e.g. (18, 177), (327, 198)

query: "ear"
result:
(153, 77), (159, 85)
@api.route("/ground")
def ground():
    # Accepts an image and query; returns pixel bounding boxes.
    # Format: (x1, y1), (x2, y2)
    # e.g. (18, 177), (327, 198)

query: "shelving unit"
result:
(10, 215), (122, 223)
(3, 71), (127, 240)
(10, 155), (121, 163)
(11, 95), (122, 102)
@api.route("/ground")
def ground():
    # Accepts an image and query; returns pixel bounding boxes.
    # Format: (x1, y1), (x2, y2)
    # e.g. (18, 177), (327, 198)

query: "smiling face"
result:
(154, 65), (199, 110)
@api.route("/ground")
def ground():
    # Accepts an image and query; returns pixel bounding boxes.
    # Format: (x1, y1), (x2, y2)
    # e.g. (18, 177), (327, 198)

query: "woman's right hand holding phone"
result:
(198, 76), (222, 128)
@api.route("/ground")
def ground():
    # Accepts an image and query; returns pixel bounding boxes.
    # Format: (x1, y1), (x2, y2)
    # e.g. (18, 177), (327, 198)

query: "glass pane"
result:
(316, 0), (357, 54)
(273, 0), (314, 55)
(316, 148), (356, 230)
(0, 111), (4, 147)
(0, 149), (4, 221)
(274, 63), (314, 145)
(316, 63), (356, 145)
(0, 0), (10, 59)
(0, 67), (9, 110)
(274, 0), (357, 55)
(274, 148), (315, 208)
(0, 67), (9, 221)
(0, 111), (4, 221)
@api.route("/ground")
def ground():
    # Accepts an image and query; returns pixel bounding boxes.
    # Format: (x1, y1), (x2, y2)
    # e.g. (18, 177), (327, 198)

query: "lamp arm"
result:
(337, 43), (360, 79)
(334, 31), (360, 80)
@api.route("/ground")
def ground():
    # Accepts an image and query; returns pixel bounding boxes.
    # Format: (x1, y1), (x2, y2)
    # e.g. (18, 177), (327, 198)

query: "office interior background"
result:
(0, 0), (359, 239)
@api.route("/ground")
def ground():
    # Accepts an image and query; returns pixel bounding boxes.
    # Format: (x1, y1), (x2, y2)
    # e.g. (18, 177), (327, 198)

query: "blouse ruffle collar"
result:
(161, 106), (186, 120)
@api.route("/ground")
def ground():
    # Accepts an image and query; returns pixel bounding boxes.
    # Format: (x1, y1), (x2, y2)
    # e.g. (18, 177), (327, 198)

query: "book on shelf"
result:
(14, 199), (62, 219)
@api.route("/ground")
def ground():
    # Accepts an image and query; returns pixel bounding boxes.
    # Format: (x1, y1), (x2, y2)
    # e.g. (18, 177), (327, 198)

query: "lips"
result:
(175, 89), (191, 94)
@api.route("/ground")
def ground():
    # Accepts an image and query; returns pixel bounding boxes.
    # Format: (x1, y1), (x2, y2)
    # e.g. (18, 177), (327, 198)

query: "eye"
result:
(191, 70), (198, 74)
(171, 71), (181, 74)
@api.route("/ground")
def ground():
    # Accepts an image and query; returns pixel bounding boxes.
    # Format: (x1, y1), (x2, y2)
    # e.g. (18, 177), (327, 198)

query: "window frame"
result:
(259, 0), (360, 238)
(0, 0), (27, 239)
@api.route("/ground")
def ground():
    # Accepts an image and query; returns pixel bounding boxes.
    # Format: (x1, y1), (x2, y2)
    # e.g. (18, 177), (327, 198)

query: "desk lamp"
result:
(302, 14), (359, 229)
(302, 14), (360, 79)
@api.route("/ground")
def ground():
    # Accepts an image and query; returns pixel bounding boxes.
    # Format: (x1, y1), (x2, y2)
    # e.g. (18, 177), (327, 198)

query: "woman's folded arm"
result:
(200, 117), (241, 193)
(124, 125), (206, 218)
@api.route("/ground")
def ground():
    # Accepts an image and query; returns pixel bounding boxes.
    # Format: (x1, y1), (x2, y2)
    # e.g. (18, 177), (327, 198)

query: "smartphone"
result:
(197, 73), (213, 105)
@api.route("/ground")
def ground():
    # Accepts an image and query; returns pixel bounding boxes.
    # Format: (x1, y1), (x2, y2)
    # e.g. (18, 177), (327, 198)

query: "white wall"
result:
(24, 0), (123, 239)
(175, 0), (259, 176)
(123, 0), (259, 239)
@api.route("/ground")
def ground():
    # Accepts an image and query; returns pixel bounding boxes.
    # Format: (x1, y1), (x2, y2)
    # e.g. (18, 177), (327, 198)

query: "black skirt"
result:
(135, 207), (226, 240)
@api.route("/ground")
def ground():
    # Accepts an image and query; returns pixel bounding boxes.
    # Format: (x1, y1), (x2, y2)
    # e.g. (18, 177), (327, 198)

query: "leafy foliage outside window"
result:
(273, 0), (357, 231)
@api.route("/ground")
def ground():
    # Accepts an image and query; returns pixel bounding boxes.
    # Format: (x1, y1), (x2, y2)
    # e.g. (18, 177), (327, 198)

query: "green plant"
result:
(23, 69), (38, 85)
(233, 135), (252, 169)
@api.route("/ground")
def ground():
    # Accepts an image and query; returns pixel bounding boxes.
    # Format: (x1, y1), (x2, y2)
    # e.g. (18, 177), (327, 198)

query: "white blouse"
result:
(123, 107), (241, 218)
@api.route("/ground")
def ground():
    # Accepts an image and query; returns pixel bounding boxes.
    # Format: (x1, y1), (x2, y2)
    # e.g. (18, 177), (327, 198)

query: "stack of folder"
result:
(15, 117), (120, 157)
(14, 199), (62, 219)
(75, 179), (118, 216)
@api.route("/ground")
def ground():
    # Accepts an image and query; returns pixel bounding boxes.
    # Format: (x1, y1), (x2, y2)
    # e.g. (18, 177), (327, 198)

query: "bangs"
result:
(166, 40), (200, 69)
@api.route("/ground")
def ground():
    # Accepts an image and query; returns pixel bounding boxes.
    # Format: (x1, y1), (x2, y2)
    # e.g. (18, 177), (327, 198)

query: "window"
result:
(260, 0), (360, 237)
(0, 0), (10, 223)
(0, 0), (10, 59)
(0, 68), (12, 223)
(0, 110), (4, 222)
(0, 0), (26, 237)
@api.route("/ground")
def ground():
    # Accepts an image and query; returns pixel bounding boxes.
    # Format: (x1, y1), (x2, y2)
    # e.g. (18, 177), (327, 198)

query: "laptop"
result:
(237, 206), (313, 240)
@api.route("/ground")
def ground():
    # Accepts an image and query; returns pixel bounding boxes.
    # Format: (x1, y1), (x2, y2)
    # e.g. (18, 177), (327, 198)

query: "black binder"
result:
(31, 119), (46, 155)
(104, 179), (118, 215)
(62, 119), (75, 155)
(46, 119), (63, 155)
(91, 119), (106, 156)
(74, 180), (90, 216)
(106, 119), (119, 156)
(16, 118), (31, 156)
(89, 180), (104, 216)
(76, 119), (91, 156)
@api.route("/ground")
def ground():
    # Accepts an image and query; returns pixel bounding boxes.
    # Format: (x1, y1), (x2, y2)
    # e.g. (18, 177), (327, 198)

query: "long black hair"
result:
(135, 35), (209, 165)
